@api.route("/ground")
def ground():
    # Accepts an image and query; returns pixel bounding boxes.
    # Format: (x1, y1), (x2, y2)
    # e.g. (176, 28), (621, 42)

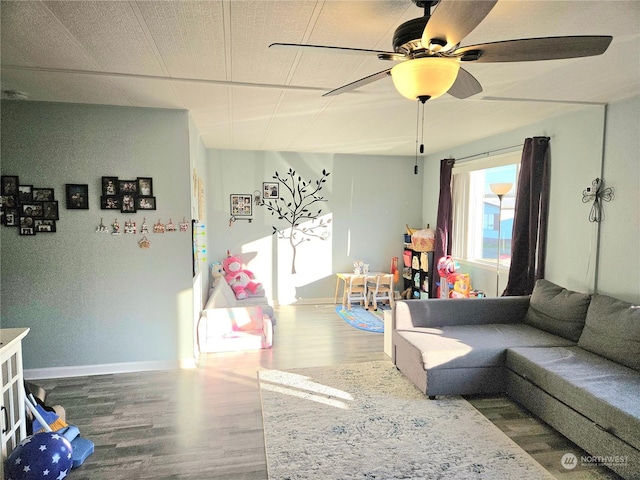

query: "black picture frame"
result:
(66, 184), (89, 209)
(137, 177), (153, 197)
(102, 176), (119, 196)
(120, 194), (136, 213)
(1, 176), (19, 196)
(32, 188), (54, 202)
(20, 203), (43, 218)
(230, 194), (252, 216)
(118, 179), (137, 194)
(35, 219), (56, 233)
(263, 182), (279, 199)
(101, 196), (120, 210)
(3, 209), (17, 227)
(42, 201), (59, 220)
(135, 196), (156, 210)
(18, 185), (33, 203)
(1, 195), (17, 209)
(19, 216), (36, 235)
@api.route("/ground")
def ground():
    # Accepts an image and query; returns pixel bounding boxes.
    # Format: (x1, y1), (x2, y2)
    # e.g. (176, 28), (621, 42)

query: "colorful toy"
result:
(210, 261), (224, 287)
(6, 431), (73, 480)
(222, 254), (262, 300)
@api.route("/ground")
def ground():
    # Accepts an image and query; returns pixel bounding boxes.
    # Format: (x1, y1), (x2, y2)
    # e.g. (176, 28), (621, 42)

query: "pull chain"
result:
(415, 100), (420, 174)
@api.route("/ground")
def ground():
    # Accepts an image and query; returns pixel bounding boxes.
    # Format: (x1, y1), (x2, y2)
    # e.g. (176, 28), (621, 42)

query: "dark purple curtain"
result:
(430, 158), (455, 297)
(503, 137), (550, 296)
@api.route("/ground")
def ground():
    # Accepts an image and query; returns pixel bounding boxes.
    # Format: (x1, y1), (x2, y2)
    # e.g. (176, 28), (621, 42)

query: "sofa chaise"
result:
(392, 279), (639, 479)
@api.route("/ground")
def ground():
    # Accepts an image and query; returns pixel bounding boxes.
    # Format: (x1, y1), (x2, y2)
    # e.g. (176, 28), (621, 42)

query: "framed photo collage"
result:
(1, 175), (59, 235)
(101, 176), (156, 213)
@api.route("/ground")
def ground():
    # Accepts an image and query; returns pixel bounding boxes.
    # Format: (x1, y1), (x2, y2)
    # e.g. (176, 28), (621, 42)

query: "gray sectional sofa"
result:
(392, 279), (640, 479)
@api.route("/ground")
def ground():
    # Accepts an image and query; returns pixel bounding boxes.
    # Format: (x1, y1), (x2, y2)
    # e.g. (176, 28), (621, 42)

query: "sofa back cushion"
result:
(578, 294), (640, 371)
(204, 277), (237, 310)
(524, 279), (591, 341)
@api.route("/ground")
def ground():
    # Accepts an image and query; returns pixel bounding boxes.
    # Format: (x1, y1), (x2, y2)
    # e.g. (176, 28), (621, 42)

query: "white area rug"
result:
(259, 361), (554, 480)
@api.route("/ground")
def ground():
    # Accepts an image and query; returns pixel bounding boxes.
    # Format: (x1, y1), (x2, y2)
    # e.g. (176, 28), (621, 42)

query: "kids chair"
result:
(342, 275), (367, 310)
(367, 274), (394, 311)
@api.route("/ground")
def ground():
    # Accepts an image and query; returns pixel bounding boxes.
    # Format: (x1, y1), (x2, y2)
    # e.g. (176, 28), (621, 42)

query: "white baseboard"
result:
(273, 297), (336, 306)
(24, 360), (180, 380)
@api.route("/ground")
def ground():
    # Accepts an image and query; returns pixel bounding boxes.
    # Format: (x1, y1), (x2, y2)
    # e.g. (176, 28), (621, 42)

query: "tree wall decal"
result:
(261, 168), (331, 274)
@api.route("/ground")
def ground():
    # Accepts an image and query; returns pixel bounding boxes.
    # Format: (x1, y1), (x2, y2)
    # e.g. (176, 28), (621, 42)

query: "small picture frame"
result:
(18, 185), (33, 203)
(19, 216), (36, 235)
(42, 201), (59, 220)
(20, 203), (43, 218)
(101, 196), (120, 210)
(1, 195), (17, 209)
(230, 194), (252, 216)
(35, 219), (56, 233)
(135, 196), (156, 210)
(121, 194), (136, 213)
(118, 179), (137, 194)
(263, 182), (279, 199)
(137, 177), (153, 197)
(32, 188), (54, 202)
(102, 177), (119, 196)
(4, 209), (17, 227)
(1, 176), (19, 196)
(66, 184), (89, 209)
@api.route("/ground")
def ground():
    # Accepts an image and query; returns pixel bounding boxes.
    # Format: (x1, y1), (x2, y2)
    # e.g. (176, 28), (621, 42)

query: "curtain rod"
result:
(454, 143), (524, 163)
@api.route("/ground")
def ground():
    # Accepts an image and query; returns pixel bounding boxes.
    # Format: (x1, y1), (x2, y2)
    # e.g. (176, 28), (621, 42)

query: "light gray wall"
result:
(423, 98), (639, 303)
(597, 96), (640, 303)
(205, 150), (423, 303)
(1, 101), (193, 373)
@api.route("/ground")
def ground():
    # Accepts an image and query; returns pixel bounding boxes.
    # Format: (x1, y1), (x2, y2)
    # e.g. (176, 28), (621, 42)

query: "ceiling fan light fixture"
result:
(391, 57), (460, 101)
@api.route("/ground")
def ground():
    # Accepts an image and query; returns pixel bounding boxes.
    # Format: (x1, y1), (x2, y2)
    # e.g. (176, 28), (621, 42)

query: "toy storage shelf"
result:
(403, 242), (434, 299)
(1, 327), (30, 472)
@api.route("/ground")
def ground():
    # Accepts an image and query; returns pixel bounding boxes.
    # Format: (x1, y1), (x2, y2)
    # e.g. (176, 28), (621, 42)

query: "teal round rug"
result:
(335, 305), (384, 333)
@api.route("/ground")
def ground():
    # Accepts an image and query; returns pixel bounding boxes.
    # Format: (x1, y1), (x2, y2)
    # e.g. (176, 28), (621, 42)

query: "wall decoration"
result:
(124, 220), (136, 234)
(96, 218), (109, 233)
(19, 216), (36, 235)
(230, 194), (252, 217)
(101, 196), (120, 210)
(137, 177), (153, 196)
(261, 168), (331, 274)
(179, 218), (189, 232)
(135, 196), (156, 210)
(33, 188), (54, 201)
(35, 219), (56, 233)
(18, 185), (33, 203)
(66, 184), (89, 209)
(102, 177), (118, 196)
(1, 175), (59, 234)
(121, 194), (136, 213)
(118, 179), (137, 194)
(263, 182), (279, 200)
(141, 218), (149, 234)
(138, 236), (151, 249)
(111, 218), (121, 235)
(166, 219), (176, 232)
(153, 219), (165, 233)
(582, 177), (614, 222)
(1, 175), (19, 195)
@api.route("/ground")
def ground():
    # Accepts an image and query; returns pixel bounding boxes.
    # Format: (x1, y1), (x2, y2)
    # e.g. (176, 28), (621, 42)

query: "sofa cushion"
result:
(578, 294), (640, 371)
(507, 346), (640, 450)
(524, 279), (591, 341)
(395, 323), (575, 371)
(205, 278), (237, 309)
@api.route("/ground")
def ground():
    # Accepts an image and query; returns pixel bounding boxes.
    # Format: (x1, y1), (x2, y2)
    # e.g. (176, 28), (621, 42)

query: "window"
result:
(451, 153), (520, 268)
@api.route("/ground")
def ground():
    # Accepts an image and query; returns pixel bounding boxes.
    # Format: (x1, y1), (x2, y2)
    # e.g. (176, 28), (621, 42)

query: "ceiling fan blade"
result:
(269, 42), (394, 57)
(422, 0), (498, 51)
(447, 67), (482, 99)
(454, 36), (613, 63)
(323, 69), (391, 97)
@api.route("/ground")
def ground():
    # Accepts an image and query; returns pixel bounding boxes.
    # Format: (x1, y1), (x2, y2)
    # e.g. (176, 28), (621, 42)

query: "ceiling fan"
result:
(270, 0), (612, 103)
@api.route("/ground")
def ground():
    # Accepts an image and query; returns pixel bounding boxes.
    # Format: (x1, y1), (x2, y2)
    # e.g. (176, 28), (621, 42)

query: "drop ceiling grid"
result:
(0, 1), (98, 71)
(134, 0), (227, 81)
(230, 1), (317, 86)
(42, 1), (165, 76)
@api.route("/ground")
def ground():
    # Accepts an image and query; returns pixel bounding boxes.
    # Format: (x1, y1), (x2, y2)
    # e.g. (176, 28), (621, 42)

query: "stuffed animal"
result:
(210, 261), (224, 287)
(222, 254), (263, 300)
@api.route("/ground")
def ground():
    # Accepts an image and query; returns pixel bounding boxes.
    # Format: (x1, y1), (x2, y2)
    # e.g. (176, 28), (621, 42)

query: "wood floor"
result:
(33, 304), (622, 480)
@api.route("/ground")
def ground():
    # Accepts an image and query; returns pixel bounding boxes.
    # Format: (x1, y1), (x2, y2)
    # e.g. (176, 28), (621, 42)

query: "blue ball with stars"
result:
(6, 431), (73, 480)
